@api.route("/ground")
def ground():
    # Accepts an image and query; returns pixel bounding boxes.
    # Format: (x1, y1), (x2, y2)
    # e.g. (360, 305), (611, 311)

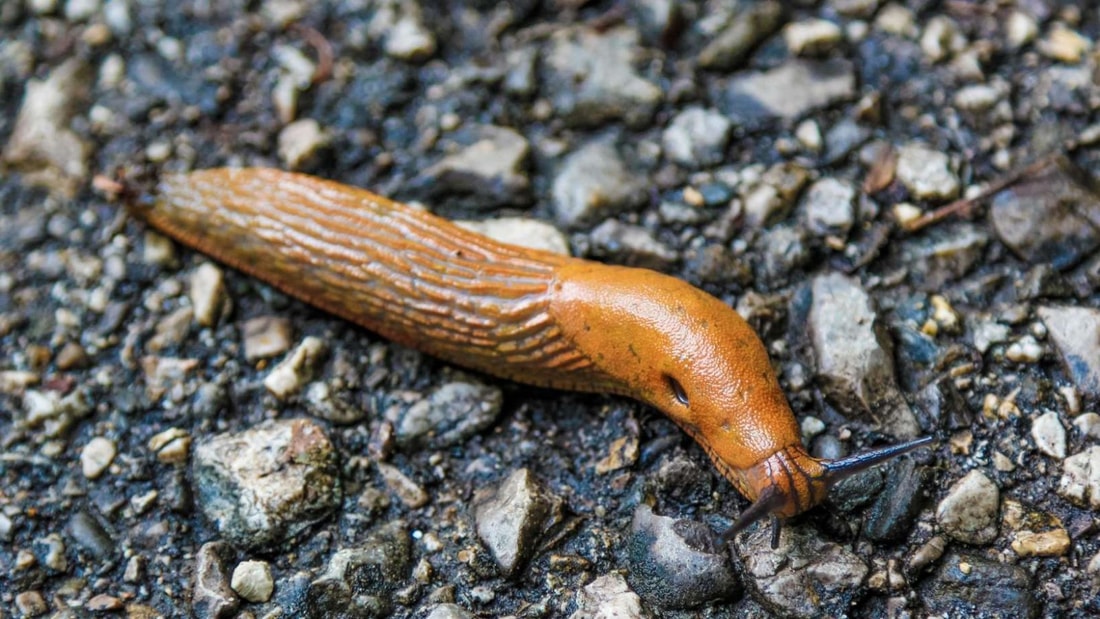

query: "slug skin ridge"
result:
(134, 167), (921, 536)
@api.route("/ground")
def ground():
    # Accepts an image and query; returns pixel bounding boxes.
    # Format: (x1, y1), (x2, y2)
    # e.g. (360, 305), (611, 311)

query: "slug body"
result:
(137, 168), (928, 537)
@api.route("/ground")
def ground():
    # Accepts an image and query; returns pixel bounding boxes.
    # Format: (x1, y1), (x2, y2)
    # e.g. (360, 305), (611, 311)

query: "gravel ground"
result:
(2, 1), (1100, 618)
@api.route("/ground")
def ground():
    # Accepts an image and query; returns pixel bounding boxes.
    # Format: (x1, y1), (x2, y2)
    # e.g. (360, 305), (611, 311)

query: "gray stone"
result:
(264, 336), (327, 399)
(376, 461), (429, 509)
(903, 223), (989, 290)
(989, 156), (1100, 269)
(698, 1), (783, 70)
(741, 162), (811, 228)
(755, 225), (810, 289)
(418, 125), (531, 208)
(370, 0), (436, 62)
(427, 603), (475, 619)
(67, 510), (115, 559)
(921, 553), (1038, 618)
(1058, 446), (1100, 509)
(569, 573), (650, 619)
(1037, 306), (1100, 398)
(735, 523), (868, 619)
(936, 470), (1000, 544)
(722, 59), (856, 125)
(391, 381), (503, 449)
(189, 262), (229, 328)
(1, 57), (92, 196)
(552, 139), (647, 228)
(303, 381), (365, 425)
(803, 177), (856, 237)
(627, 505), (738, 609)
(456, 218), (570, 256)
(543, 26), (662, 128)
(474, 468), (561, 576)
(589, 220), (678, 271)
(662, 107), (732, 167)
(809, 273), (920, 438)
(192, 419), (340, 550)
(895, 142), (960, 201)
(193, 542), (239, 619)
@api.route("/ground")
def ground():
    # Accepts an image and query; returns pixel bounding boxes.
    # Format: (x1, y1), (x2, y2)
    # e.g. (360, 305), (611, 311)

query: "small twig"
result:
(291, 24), (334, 85)
(901, 155), (1060, 233)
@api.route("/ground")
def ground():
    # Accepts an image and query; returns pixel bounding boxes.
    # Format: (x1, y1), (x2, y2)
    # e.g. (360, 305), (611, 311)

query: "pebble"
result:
(722, 58), (856, 124)
(698, 1), (782, 70)
(627, 504), (738, 608)
(142, 230), (177, 266)
(1010, 528), (1071, 558)
(1038, 24), (1092, 64)
(569, 573), (648, 619)
(456, 217), (570, 255)
(1005, 335), (1043, 363)
(989, 156), (1100, 269)
(231, 560), (274, 603)
(20, 388), (91, 437)
(55, 341), (88, 370)
(1031, 410), (1066, 459)
(661, 107), (732, 167)
(923, 553), (1036, 617)
(1058, 447), (1100, 509)
(147, 427), (191, 464)
(830, 0), (880, 18)
(263, 336), (327, 399)
(391, 381), (503, 449)
(735, 523), (867, 619)
(1073, 413), (1100, 439)
(14, 590), (48, 617)
(241, 316), (293, 362)
(86, 593), (124, 611)
(809, 273), (920, 438)
(875, 4), (916, 37)
(741, 162), (810, 228)
(543, 26), (662, 128)
(474, 468), (561, 576)
(418, 125), (531, 208)
(80, 436), (117, 479)
(33, 533), (67, 572)
(376, 462), (429, 509)
(371, 0), (436, 62)
(427, 603), (475, 619)
(803, 177), (856, 237)
(862, 457), (932, 541)
(192, 419), (340, 549)
(0, 370), (39, 394)
(193, 542), (239, 619)
(895, 142), (960, 201)
(67, 510), (115, 559)
(1, 58), (92, 196)
(795, 119), (823, 153)
(953, 84), (1001, 112)
(754, 225), (810, 289)
(1005, 11), (1038, 48)
(140, 356), (198, 402)
(935, 470), (1000, 544)
(551, 139), (647, 228)
(277, 118), (330, 169)
(920, 16), (965, 62)
(189, 262), (229, 328)
(784, 18), (843, 56)
(589, 220), (678, 271)
(303, 381), (364, 425)
(1036, 306), (1100, 398)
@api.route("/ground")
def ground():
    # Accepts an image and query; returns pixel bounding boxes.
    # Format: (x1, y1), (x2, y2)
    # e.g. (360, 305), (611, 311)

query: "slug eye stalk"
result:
(722, 436), (934, 549)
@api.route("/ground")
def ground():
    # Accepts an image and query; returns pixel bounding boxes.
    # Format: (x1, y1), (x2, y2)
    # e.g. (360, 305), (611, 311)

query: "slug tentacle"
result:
(121, 167), (933, 544)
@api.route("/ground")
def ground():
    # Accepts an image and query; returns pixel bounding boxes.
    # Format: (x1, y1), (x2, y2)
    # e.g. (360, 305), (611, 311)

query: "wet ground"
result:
(2, 1), (1100, 618)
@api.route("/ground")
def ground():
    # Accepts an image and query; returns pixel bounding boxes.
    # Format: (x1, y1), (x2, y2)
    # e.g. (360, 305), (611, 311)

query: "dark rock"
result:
(914, 378), (973, 432)
(414, 125), (531, 209)
(903, 223), (990, 290)
(921, 553), (1038, 618)
(628, 504), (739, 609)
(863, 457), (932, 541)
(662, 107), (732, 168)
(308, 521), (411, 618)
(990, 156), (1100, 270)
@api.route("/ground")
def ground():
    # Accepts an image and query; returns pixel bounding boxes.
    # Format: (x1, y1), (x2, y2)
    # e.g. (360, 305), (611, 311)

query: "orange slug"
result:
(125, 167), (930, 545)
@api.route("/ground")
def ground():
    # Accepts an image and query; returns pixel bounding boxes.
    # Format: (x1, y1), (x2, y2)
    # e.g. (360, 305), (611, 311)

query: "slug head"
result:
(721, 436), (934, 547)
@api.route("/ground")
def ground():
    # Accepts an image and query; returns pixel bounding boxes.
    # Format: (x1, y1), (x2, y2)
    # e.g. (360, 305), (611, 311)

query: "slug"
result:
(125, 167), (930, 545)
